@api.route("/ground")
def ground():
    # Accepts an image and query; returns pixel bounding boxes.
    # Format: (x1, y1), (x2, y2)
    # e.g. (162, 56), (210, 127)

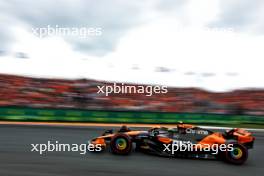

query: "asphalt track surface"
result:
(0, 125), (263, 176)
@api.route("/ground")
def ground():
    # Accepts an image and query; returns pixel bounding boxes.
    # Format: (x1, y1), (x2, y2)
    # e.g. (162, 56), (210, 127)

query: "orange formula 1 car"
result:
(89, 123), (255, 165)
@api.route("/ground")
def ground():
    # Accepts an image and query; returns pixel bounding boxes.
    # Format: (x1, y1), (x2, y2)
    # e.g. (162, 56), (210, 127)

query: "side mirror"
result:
(102, 129), (113, 136)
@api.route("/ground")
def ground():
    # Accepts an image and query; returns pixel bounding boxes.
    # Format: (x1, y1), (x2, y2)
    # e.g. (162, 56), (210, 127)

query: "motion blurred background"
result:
(0, 73), (263, 114)
(0, 73), (264, 127)
(0, 0), (264, 127)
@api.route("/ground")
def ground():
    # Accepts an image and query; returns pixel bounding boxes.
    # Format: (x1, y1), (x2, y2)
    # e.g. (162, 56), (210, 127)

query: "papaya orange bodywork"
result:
(157, 136), (172, 144)
(177, 124), (194, 129)
(234, 129), (255, 144)
(198, 132), (226, 146)
(91, 138), (106, 148)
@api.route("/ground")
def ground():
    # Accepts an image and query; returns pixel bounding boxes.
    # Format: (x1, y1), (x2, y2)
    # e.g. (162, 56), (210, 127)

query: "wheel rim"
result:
(231, 147), (243, 159)
(115, 138), (127, 150)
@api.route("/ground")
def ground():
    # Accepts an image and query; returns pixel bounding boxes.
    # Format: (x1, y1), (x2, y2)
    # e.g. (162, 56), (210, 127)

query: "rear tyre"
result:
(110, 133), (132, 155)
(224, 143), (248, 165)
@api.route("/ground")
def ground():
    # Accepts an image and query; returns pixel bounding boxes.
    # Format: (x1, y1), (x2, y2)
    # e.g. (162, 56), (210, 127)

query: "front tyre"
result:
(110, 133), (132, 155)
(224, 143), (248, 165)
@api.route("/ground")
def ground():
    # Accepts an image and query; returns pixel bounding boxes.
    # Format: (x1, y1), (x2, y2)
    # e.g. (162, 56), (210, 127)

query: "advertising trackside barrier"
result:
(0, 106), (263, 126)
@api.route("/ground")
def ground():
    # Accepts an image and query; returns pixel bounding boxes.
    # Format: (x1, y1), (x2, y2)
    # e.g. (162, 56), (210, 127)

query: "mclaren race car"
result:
(89, 123), (255, 165)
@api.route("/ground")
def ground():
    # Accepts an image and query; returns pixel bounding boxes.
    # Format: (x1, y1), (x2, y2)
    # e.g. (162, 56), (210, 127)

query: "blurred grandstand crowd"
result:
(0, 74), (264, 115)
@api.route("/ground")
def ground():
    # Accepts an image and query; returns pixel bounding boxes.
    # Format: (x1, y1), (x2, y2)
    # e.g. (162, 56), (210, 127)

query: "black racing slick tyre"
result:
(223, 142), (248, 165)
(110, 133), (132, 155)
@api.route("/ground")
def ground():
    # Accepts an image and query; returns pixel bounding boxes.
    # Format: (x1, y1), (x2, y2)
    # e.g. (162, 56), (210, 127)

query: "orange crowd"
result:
(0, 74), (264, 115)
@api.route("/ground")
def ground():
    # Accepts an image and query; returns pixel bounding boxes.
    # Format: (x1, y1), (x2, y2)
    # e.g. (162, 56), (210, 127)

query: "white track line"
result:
(199, 125), (264, 132)
(0, 121), (263, 132)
